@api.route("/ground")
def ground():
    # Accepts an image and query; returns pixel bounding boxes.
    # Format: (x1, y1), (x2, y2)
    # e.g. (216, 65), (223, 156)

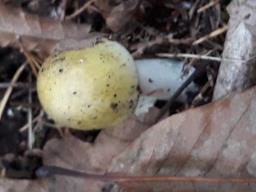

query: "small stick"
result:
(0, 82), (30, 89)
(197, 0), (219, 13)
(42, 121), (59, 129)
(191, 81), (211, 106)
(18, 39), (39, 76)
(58, 0), (68, 21)
(66, 0), (94, 20)
(19, 111), (43, 132)
(36, 165), (256, 184)
(153, 69), (198, 124)
(157, 53), (221, 62)
(132, 37), (194, 58)
(28, 72), (34, 149)
(189, 0), (200, 19)
(0, 63), (27, 120)
(193, 25), (228, 45)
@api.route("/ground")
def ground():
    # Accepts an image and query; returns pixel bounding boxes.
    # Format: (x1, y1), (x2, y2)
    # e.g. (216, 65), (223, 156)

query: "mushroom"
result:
(37, 39), (138, 130)
(37, 39), (197, 130)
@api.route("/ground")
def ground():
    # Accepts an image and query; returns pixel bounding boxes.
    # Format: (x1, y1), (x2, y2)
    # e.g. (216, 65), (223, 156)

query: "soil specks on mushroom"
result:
(110, 102), (118, 112)
(59, 68), (63, 73)
(37, 40), (138, 130)
(148, 78), (153, 83)
(129, 100), (134, 109)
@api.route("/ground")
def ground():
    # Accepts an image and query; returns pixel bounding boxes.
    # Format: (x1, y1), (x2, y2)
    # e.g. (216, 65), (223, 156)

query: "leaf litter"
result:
(2, 86), (256, 191)
(3, 0), (256, 191)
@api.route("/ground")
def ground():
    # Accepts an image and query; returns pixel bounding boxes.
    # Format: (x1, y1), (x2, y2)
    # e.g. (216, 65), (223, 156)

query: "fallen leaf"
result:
(39, 114), (151, 192)
(108, 86), (256, 191)
(0, 2), (93, 54)
(3, 86), (256, 191)
(213, 0), (256, 99)
(95, 0), (140, 32)
(0, 178), (49, 192)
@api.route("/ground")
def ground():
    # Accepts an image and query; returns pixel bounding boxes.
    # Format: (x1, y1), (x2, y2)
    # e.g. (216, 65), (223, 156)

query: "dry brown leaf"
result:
(213, 0), (256, 99)
(44, 113), (151, 170)
(108, 86), (256, 191)
(43, 136), (110, 192)
(38, 115), (151, 192)
(95, 0), (140, 32)
(0, 2), (94, 54)
(0, 178), (48, 192)
(0, 114), (150, 192)
(0, 173), (105, 192)
(4, 86), (256, 191)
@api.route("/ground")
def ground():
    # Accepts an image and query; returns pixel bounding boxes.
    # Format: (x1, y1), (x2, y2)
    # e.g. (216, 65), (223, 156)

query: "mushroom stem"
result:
(135, 58), (196, 101)
(134, 58), (198, 116)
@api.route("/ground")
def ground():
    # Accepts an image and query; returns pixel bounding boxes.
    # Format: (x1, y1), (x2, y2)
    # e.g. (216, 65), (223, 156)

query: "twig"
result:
(28, 72), (34, 149)
(157, 53), (221, 62)
(193, 25), (228, 45)
(42, 121), (59, 129)
(33, 110), (44, 132)
(197, 0), (219, 13)
(10, 102), (36, 108)
(37, 165), (256, 184)
(58, 0), (68, 21)
(0, 63), (27, 120)
(19, 111), (43, 132)
(66, 0), (94, 20)
(33, 110), (49, 149)
(132, 36), (194, 58)
(191, 81), (211, 106)
(153, 69), (198, 124)
(18, 38), (40, 76)
(0, 82), (30, 89)
(189, 0), (200, 19)
(19, 111), (59, 132)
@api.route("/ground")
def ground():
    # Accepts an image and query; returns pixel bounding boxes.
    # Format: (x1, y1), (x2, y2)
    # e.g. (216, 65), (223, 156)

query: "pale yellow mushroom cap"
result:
(37, 40), (138, 130)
